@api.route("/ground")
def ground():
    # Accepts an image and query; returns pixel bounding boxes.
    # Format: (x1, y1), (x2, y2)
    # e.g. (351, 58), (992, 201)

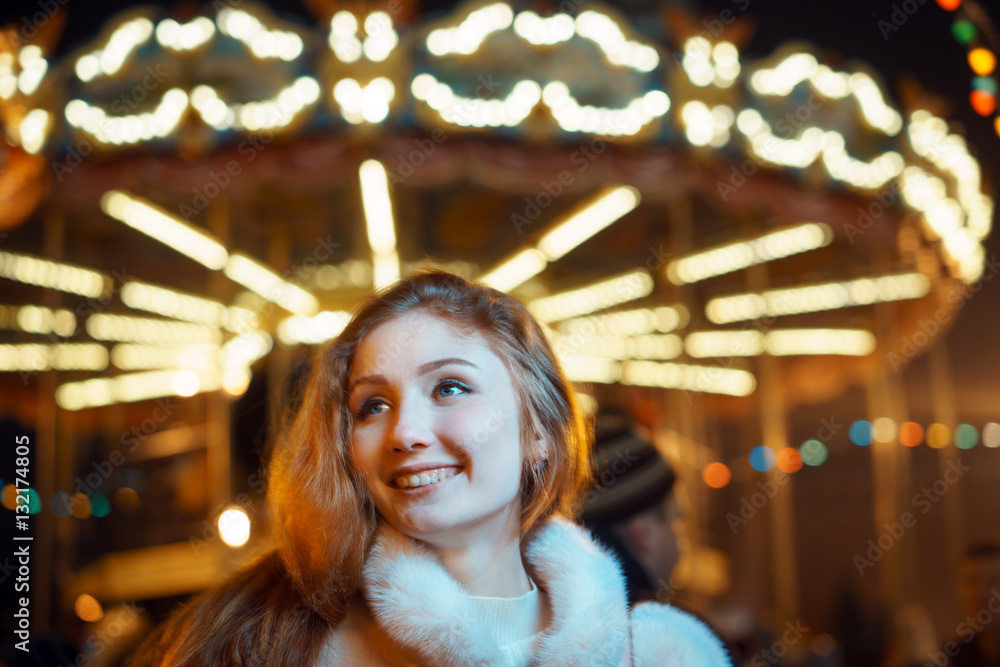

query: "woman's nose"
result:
(390, 395), (434, 452)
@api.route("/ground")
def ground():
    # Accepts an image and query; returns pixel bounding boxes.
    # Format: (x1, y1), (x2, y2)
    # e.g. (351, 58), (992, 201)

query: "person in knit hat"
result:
(580, 412), (684, 605)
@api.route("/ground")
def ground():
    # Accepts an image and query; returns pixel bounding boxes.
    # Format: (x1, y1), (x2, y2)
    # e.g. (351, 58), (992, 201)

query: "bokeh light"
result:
(749, 445), (776, 472)
(952, 20), (977, 44)
(114, 487), (141, 512)
(776, 448), (803, 473)
(927, 423), (951, 449)
(899, 421), (925, 447)
(873, 417), (898, 443)
(983, 423), (1000, 448)
(74, 594), (104, 623)
(849, 420), (872, 446)
(703, 462), (732, 489)
(970, 90), (996, 116)
(972, 76), (997, 94)
(800, 440), (828, 466)
(70, 493), (91, 519)
(955, 423), (979, 449)
(218, 506), (251, 547)
(936, 0), (962, 10)
(90, 491), (111, 518)
(1, 484), (17, 511)
(969, 48), (997, 76)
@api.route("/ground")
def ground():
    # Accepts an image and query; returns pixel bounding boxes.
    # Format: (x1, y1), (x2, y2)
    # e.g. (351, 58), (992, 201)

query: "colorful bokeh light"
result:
(703, 462), (732, 488)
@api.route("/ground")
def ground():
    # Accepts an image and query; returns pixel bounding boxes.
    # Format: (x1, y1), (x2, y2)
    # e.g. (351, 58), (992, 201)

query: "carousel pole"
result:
(867, 300), (903, 610)
(207, 197), (232, 511)
(747, 251), (799, 623)
(35, 203), (64, 632)
(928, 340), (964, 593)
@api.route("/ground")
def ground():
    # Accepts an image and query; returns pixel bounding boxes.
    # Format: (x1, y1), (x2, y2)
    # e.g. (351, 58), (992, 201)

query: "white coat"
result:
(318, 516), (732, 666)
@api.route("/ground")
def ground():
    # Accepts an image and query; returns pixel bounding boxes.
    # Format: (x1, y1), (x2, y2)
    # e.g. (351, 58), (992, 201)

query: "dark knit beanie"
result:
(580, 413), (677, 524)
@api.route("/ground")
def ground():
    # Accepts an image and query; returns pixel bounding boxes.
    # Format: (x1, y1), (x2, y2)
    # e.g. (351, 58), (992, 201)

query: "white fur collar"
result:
(361, 516), (630, 666)
(357, 516), (731, 667)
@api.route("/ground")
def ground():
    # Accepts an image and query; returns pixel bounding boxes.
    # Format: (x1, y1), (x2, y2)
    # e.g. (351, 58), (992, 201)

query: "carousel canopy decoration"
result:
(0, 0), (994, 410)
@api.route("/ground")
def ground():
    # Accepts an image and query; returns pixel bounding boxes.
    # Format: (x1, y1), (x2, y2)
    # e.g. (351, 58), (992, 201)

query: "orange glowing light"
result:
(776, 448), (803, 473)
(899, 421), (925, 447)
(970, 90), (996, 116)
(936, 0), (961, 10)
(703, 462), (732, 488)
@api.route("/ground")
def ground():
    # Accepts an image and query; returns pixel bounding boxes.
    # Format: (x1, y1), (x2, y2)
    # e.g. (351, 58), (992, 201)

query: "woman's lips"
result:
(392, 466), (462, 489)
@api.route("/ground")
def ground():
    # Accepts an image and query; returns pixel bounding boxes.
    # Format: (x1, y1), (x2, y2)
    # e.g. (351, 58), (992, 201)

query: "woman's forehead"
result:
(351, 311), (497, 374)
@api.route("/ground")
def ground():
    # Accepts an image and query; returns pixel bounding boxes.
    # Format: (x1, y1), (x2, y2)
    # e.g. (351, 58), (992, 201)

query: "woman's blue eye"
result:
(436, 380), (469, 397)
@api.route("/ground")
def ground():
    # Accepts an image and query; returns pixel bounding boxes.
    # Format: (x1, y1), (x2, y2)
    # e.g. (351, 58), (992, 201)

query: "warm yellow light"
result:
(277, 311), (352, 345)
(359, 160), (400, 288)
(479, 249), (547, 293)
(528, 270), (654, 322)
(0, 344), (108, 371)
(0, 251), (105, 298)
(620, 360), (756, 396)
(87, 314), (222, 345)
(969, 48), (996, 76)
(218, 506), (251, 547)
(538, 186), (639, 261)
(74, 594), (104, 623)
(101, 191), (228, 269)
(223, 254), (319, 316)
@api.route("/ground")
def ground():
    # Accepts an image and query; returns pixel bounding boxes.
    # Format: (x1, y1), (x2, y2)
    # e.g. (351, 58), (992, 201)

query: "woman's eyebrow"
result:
(348, 358), (479, 393)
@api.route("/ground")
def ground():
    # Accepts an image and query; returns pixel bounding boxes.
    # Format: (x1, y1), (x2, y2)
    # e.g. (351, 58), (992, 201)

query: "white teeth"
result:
(394, 467), (458, 489)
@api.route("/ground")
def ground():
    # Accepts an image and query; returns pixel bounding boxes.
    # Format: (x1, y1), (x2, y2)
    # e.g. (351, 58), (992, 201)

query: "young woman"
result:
(129, 268), (730, 666)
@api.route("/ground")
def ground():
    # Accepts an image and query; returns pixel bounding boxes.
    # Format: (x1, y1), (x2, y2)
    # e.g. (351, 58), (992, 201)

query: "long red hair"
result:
(129, 266), (593, 666)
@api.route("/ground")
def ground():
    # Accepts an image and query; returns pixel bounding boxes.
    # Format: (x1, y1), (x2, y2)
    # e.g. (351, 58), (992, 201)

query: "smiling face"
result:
(347, 310), (528, 546)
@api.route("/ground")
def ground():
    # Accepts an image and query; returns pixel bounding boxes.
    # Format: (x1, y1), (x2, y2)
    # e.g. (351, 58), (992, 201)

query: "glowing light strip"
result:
(191, 78), (320, 131)
(0, 305), (76, 336)
(74, 17), (154, 82)
(102, 190), (227, 269)
(542, 82), (669, 136)
(277, 311), (352, 345)
(87, 314), (223, 345)
(412, 74), (540, 128)
(706, 273), (930, 324)
(155, 17), (215, 51)
(0, 251), (105, 298)
(426, 3), (514, 56)
(111, 344), (220, 370)
(65, 89), (189, 146)
(621, 360), (756, 396)
(572, 11), (659, 72)
(121, 281), (227, 327)
(558, 306), (688, 337)
(0, 344), (108, 372)
(539, 186), (640, 260)
(359, 160), (400, 289)
(217, 8), (304, 61)
(667, 222), (833, 285)
(554, 332), (683, 360)
(685, 329), (876, 357)
(736, 109), (904, 189)
(528, 270), (654, 323)
(223, 255), (319, 316)
(905, 110), (993, 283)
(749, 52), (902, 135)
(479, 249), (547, 292)
(56, 369), (223, 410)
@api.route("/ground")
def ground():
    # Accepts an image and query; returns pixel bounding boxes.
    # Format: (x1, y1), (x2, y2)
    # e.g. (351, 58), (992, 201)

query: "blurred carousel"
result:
(0, 0), (993, 640)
